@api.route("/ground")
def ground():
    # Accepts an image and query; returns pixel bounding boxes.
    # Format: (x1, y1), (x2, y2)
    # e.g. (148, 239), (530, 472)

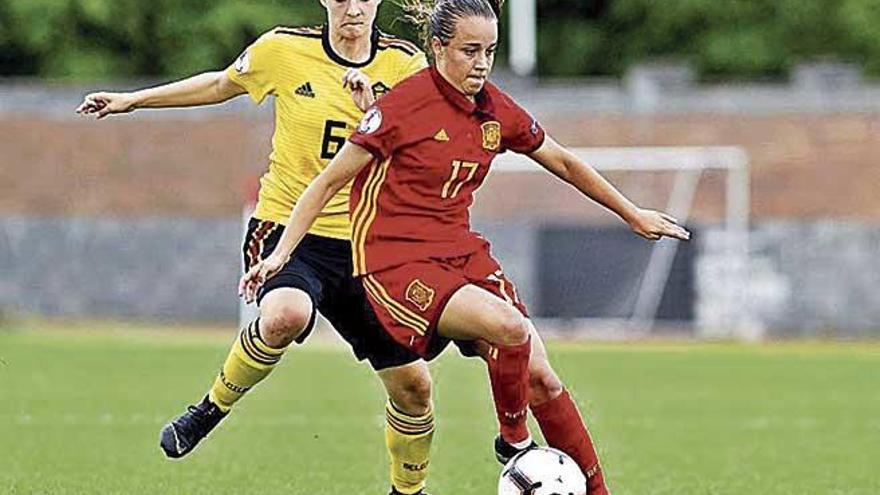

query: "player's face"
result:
(321, 0), (381, 40)
(433, 16), (498, 97)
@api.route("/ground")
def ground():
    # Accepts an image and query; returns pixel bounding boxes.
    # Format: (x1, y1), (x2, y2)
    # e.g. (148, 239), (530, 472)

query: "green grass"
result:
(1, 323), (878, 494)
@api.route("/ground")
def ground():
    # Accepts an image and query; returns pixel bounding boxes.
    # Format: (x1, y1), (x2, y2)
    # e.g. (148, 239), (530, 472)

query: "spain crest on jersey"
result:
(405, 279), (435, 312)
(481, 121), (501, 151)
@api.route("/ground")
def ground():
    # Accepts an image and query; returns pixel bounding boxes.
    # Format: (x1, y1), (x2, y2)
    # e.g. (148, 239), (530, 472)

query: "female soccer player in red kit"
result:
(242, 1), (690, 492)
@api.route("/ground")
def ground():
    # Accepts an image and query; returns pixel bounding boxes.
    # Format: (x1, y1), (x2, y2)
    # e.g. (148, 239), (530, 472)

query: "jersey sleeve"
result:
(500, 95), (546, 154)
(348, 96), (402, 162)
(352, 64), (428, 161)
(225, 30), (283, 105)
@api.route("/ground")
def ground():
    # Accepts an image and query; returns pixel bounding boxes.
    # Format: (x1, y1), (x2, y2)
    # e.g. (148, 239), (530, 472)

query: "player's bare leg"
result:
(256, 288), (314, 347)
(523, 327), (562, 404)
(438, 285), (533, 448)
(378, 360), (432, 415)
(377, 360), (435, 495)
(159, 288), (312, 458)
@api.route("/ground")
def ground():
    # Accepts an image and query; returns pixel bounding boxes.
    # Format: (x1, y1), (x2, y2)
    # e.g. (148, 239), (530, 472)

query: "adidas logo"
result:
(434, 128), (450, 141)
(295, 82), (316, 98)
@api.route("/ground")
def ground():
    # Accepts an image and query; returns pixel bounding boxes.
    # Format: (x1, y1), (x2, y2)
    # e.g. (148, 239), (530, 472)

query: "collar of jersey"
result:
(429, 66), (496, 119)
(321, 23), (379, 68)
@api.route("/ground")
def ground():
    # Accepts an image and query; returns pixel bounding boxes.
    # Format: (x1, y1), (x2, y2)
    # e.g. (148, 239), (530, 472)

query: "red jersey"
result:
(348, 67), (545, 276)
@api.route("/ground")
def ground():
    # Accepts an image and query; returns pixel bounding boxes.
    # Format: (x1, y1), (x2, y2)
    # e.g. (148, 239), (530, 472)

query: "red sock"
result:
(486, 338), (531, 443)
(531, 389), (608, 495)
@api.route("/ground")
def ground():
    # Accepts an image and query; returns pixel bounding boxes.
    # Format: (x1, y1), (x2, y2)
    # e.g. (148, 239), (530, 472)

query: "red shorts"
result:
(360, 247), (529, 360)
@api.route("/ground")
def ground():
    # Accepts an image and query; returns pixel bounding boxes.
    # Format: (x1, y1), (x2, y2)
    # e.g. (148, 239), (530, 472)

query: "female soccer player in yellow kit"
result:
(77, 2), (436, 493)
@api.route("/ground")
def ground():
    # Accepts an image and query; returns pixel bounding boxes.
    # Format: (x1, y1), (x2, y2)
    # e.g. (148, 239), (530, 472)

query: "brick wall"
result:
(0, 116), (271, 217)
(2, 112), (879, 220)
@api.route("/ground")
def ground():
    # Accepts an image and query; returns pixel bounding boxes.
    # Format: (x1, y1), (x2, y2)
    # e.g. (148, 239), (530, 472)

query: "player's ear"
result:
(430, 36), (444, 61)
(318, 0), (327, 8)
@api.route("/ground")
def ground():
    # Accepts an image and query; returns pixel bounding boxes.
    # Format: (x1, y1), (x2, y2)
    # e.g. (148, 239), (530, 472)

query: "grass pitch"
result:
(1, 321), (878, 494)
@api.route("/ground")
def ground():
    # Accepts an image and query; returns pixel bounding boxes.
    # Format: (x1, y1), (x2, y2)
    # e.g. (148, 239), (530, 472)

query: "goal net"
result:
(476, 146), (755, 340)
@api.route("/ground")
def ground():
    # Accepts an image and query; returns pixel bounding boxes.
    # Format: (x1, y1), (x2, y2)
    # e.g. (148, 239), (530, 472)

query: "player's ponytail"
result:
(398, 0), (504, 56)
(486, 0), (505, 18)
(398, 0), (434, 49)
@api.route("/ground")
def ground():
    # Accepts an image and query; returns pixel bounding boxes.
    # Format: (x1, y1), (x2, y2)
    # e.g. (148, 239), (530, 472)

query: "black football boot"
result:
(494, 435), (538, 465)
(159, 396), (228, 459)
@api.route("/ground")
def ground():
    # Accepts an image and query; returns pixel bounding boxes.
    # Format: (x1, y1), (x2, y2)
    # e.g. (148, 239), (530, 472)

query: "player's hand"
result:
(238, 253), (286, 304)
(628, 208), (691, 241)
(342, 69), (375, 112)
(75, 92), (137, 119)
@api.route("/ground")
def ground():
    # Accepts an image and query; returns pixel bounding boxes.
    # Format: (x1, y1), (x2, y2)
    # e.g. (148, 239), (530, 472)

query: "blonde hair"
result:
(398, 0), (505, 51)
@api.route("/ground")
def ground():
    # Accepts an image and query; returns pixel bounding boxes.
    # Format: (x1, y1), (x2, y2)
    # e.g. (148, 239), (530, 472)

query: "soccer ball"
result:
(498, 447), (586, 495)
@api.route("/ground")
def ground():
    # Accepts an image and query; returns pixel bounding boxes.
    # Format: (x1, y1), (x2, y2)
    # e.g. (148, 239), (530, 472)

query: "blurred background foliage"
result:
(539, 0), (880, 79)
(1, 0), (879, 81)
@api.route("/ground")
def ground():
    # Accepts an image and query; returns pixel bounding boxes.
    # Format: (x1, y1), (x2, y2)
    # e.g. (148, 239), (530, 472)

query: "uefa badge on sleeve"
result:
(481, 121), (501, 151)
(358, 107), (383, 135)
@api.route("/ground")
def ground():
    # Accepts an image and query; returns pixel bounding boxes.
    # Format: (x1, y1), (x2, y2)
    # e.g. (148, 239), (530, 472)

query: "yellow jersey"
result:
(226, 25), (427, 239)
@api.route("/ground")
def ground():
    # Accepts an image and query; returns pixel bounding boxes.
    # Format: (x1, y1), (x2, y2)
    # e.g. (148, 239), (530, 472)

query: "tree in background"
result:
(539, 0), (880, 79)
(0, 0), (416, 80)
(1, 0), (880, 80)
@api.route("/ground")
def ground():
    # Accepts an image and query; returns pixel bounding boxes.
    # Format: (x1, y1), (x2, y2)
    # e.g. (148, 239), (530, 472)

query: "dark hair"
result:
(400, 0), (504, 50)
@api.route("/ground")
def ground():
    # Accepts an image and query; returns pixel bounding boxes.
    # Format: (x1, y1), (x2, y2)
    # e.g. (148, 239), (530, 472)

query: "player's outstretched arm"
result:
(75, 71), (246, 119)
(528, 136), (691, 242)
(239, 142), (375, 302)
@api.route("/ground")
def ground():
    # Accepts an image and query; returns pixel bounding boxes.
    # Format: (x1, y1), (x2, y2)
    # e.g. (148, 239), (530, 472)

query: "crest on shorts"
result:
(481, 121), (501, 151)
(405, 279), (435, 312)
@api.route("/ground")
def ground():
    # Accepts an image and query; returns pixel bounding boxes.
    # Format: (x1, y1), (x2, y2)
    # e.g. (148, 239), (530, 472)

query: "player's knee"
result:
(493, 310), (529, 346)
(393, 374), (433, 414)
(260, 300), (312, 347)
(529, 363), (563, 405)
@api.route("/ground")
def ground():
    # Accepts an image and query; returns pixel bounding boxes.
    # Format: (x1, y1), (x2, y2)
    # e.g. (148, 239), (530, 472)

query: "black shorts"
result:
(243, 218), (421, 371)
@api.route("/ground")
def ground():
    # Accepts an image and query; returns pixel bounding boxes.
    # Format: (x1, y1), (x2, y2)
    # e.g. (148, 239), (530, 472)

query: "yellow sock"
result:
(208, 319), (286, 412)
(385, 401), (434, 494)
